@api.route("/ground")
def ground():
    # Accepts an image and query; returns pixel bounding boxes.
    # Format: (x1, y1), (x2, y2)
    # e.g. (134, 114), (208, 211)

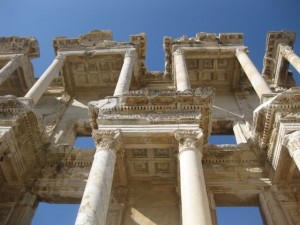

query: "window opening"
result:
(209, 135), (237, 144)
(32, 203), (80, 225)
(216, 206), (263, 225)
(74, 136), (95, 148)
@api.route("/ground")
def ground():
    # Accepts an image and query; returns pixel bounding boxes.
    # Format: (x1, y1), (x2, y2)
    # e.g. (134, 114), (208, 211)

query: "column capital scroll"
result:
(125, 50), (137, 58)
(280, 45), (294, 58)
(173, 48), (185, 56)
(56, 52), (66, 60)
(174, 129), (203, 152)
(92, 129), (122, 153)
(235, 47), (248, 57)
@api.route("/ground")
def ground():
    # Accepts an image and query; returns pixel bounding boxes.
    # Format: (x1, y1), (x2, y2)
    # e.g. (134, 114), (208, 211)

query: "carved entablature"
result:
(89, 88), (215, 142)
(262, 31), (296, 87)
(53, 30), (137, 55)
(141, 71), (173, 88)
(0, 96), (48, 183)
(53, 30), (113, 52)
(46, 145), (94, 168)
(203, 144), (262, 164)
(163, 32), (244, 76)
(0, 36), (39, 58)
(130, 33), (147, 78)
(253, 88), (300, 152)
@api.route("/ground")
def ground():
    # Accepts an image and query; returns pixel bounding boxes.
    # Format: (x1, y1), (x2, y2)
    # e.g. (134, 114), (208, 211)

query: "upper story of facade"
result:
(1, 30), (300, 194)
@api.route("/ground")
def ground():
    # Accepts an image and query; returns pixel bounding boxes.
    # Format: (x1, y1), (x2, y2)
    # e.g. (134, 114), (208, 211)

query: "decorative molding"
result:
(0, 36), (39, 58)
(174, 129), (203, 153)
(124, 50), (137, 58)
(235, 47), (248, 57)
(92, 130), (121, 153)
(280, 45), (295, 59)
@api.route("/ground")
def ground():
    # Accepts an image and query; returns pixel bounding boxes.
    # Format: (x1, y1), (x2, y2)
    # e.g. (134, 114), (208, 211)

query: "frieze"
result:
(53, 30), (117, 52)
(203, 147), (261, 165)
(98, 111), (201, 125)
(252, 88), (300, 150)
(46, 145), (95, 168)
(124, 136), (173, 145)
(0, 36), (39, 58)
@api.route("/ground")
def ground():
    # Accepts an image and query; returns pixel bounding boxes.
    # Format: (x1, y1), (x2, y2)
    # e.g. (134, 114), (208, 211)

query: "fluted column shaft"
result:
(236, 48), (272, 99)
(25, 53), (66, 104)
(175, 130), (212, 225)
(174, 49), (191, 91)
(0, 54), (23, 86)
(75, 130), (121, 225)
(280, 45), (300, 74)
(113, 50), (136, 96)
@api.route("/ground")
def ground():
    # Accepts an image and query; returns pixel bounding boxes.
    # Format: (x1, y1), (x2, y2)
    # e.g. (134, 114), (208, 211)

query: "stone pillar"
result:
(174, 48), (191, 92)
(233, 121), (250, 145)
(0, 54), (23, 86)
(236, 48), (272, 99)
(113, 50), (137, 96)
(75, 130), (121, 225)
(25, 53), (66, 104)
(5, 193), (38, 225)
(280, 45), (300, 74)
(175, 130), (212, 225)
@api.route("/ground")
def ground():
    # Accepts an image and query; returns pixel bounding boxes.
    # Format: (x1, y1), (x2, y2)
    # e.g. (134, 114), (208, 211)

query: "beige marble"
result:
(113, 50), (137, 96)
(173, 48), (191, 91)
(25, 53), (66, 104)
(236, 48), (272, 99)
(175, 130), (212, 225)
(280, 45), (300, 74)
(0, 54), (23, 86)
(0, 30), (300, 225)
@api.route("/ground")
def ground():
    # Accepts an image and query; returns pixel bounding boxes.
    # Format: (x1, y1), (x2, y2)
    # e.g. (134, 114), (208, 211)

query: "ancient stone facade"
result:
(0, 30), (300, 225)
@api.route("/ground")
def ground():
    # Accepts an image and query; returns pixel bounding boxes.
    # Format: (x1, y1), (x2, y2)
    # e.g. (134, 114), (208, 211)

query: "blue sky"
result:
(1, 0), (299, 224)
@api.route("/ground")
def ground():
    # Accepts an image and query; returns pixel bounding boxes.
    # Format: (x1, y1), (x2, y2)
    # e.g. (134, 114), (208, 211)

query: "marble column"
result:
(175, 130), (212, 225)
(25, 53), (66, 104)
(174, 48), (191, 92)
(280, 45), (300, 74)
(236, 48), (272, 99)
(113, 50), (137, 96)
(0, 54), (23, 86)
(75, 130), (121, 225)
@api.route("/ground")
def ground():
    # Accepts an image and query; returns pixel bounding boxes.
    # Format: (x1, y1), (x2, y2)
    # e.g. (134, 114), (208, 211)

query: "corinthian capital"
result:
(174, 129), (203, 152)
(125, 50), (137, 58)
(235, 47), (248, 57)
(280, 45), (294, 58)
(92, 129), (122, 153)
(173, 48), (185, 56)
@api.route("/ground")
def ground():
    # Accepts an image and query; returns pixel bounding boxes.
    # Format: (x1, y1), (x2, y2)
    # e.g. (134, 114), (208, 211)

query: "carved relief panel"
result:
(66, 55), (123, 91)
(186, 58), (236, 90)
(127, 148), (175, 178)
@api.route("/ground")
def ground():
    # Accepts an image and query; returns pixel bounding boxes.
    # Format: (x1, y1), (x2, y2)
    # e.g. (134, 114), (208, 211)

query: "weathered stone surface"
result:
(0, 30), (299, 225)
